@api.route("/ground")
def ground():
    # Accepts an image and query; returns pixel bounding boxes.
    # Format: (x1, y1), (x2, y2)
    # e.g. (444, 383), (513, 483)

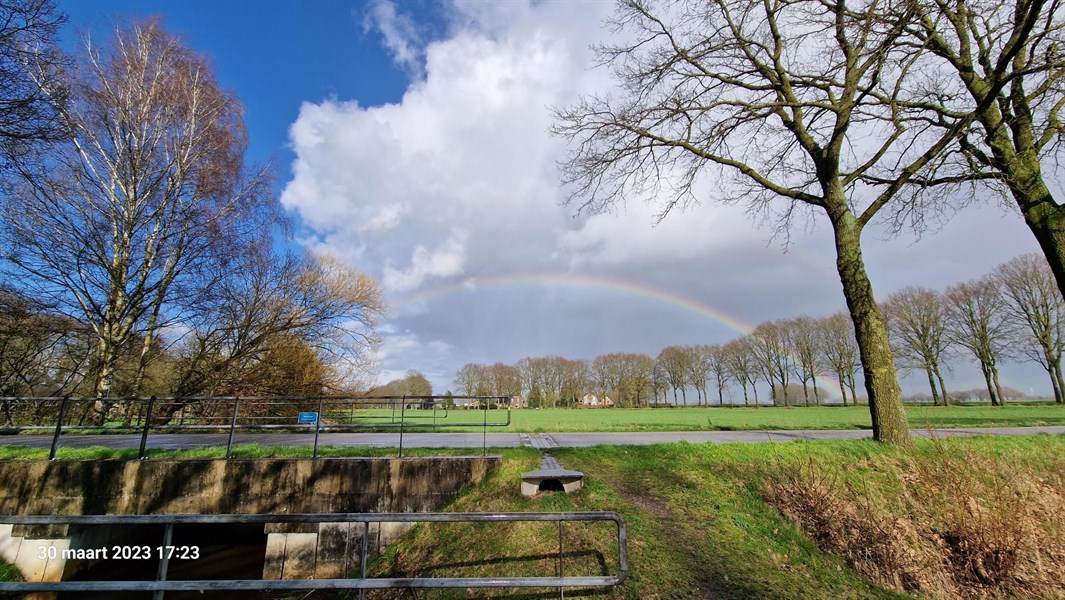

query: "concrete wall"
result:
(0, 456), (499, 583)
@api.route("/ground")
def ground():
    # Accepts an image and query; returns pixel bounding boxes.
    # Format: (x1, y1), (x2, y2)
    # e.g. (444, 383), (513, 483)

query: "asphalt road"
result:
(3, 426), (1062, 452)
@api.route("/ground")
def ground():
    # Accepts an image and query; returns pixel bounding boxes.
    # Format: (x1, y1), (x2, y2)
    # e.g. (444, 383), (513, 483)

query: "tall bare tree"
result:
(943, 276), (1013, 405)
(656, 345), (691, 404)
(552, 0), (980, 444)
(2, 20), (274, 409)
(816, 312), (861, 405)
(882, 287), (953, 405)
(724, 337), (760, 406)
(685, 344), (712, 405)
(750, 321), (794, 407)
(888, 0), (1065, 298)
(788, 317), (823, 406)
(995, 253), (1065, 403)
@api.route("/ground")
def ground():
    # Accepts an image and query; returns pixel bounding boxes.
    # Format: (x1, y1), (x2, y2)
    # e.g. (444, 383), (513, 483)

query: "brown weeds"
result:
(763, 442), (1065, 599)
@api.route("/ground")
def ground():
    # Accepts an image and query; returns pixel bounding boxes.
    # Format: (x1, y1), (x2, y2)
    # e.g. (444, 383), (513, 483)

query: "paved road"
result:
(3, 426), (1061, 452)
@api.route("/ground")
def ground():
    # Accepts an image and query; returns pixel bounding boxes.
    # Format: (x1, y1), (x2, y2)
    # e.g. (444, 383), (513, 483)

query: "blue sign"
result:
(298, 412), (318, 424)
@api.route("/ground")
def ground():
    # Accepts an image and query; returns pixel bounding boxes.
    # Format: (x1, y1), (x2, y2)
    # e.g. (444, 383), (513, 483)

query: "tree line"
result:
(0, 7), (384, 423)
(453, 253), (1063, 409)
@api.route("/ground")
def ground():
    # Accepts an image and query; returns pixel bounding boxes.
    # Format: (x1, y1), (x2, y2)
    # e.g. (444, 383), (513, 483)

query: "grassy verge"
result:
(0, 444), (487, 461)
(352, 435), (1064, 599)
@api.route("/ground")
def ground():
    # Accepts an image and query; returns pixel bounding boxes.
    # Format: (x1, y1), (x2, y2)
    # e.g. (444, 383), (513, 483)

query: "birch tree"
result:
(2, 20), (273, 412)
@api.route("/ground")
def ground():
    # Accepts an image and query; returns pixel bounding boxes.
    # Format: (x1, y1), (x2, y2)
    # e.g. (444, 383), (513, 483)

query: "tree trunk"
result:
(812, 374), (821, 406)
(1051, 358), (1065, 404)
(925, 368), (941, 406)
(1013, 175), (1065, 300)
(837, 374), (848, 406)
(980, 362), (999, 406)
(990, 364), (1005, 405)
(829, 209), (911, 446)
(934, 368), (949, 406)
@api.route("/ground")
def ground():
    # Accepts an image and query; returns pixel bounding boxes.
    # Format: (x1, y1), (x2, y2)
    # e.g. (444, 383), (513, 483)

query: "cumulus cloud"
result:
(361, 0), (423, 75)
(284, 0), (1043, 393)
(383, 230), (468, 292)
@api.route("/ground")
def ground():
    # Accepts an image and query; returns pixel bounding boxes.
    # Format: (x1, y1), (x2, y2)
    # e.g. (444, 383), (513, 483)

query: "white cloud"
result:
(283, 0), (1047, 396)
(362, 0), (423, 75)
(383, 230), (468, 292)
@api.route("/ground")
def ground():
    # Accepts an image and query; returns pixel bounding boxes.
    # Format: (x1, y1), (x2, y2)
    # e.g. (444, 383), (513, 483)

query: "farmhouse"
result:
(579, 393), (614, 408)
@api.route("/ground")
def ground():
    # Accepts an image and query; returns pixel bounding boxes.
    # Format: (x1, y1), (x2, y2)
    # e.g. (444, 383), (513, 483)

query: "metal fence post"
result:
(482, 402), (488, 456)
(398, 396), (406, 458)
(154, 521), (173, 600)
(359, 519), (370, 600)
(49, 396), (70, 460)
(312, 396), (325, 459)
(558, 520), (565, 599)
(226, 397), (240, 460)
(138, 396), (156, 460)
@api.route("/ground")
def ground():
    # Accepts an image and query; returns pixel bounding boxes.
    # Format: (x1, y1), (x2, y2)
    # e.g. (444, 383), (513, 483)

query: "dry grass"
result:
(763, 441), (1065, 598)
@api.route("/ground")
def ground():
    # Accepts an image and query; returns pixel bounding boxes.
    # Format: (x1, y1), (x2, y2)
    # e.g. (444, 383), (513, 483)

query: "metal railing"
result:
(0, 395), (513, 459)
(0, 511), (628, 596)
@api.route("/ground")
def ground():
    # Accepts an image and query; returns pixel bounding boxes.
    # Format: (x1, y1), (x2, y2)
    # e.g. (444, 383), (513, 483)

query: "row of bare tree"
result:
(0, 10), (384, 422)
(453, 253), (1064, 408)
(884, 253), (1065, 406)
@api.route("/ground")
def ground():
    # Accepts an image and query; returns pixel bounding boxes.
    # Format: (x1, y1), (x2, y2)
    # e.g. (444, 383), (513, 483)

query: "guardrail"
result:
(0, 395), (513, 459)
(0, 511), (628, 598)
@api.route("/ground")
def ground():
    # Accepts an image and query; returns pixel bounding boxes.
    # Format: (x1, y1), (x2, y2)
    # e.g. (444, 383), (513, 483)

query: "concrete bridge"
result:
(0, 456), (498, 587)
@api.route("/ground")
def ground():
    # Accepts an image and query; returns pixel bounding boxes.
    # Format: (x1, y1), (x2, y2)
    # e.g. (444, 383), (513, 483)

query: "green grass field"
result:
(426, 403), (1065, 432)
(366, 435), (1065, 599)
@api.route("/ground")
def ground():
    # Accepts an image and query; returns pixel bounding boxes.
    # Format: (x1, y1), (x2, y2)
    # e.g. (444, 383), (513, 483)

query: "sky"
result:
(60, 0), (1051, 398)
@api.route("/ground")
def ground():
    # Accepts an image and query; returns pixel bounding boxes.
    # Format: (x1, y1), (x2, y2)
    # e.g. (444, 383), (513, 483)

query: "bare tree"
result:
(656, 345), (691, 404)
(882, 287), (953, 405)
(723, 337), (760, 406)
(2, 20), (275, 410)
(705, 344), (730, 405)
(171, 249), (383, 406)
(454, 363), (490, 398)
(487, 362), (522, 398)
(816, 312), (861, 405)
(887, 0), (1065, 298)
(943, 276), (1013, 405)
(995, 253), (1065, 403)
(685, 344), (712, 405)
(551, 0), (978, 444)
(592, 351), (655, 406)
(788, 317), (823, 406)
(750, 321), (793, 407)
(0, 0), (66, 167)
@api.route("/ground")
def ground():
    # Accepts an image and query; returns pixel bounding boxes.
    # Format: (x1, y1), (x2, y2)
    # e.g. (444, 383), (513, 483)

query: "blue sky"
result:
(61, 0), (432, 165)
(56, 0), (1053, 399)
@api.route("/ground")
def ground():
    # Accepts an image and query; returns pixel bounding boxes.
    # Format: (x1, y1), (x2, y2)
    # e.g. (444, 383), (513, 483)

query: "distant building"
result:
(508, 395), (527, 409)
(579, 393), (614, 408)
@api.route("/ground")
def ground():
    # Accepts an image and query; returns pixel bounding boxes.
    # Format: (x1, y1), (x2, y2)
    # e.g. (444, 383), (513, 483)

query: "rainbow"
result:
(392, 271), (846, 399)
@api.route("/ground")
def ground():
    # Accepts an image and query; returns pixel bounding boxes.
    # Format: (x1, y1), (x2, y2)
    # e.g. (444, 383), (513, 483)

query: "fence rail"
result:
(0, 511), (628, 596)
(0, 395), (513, 459)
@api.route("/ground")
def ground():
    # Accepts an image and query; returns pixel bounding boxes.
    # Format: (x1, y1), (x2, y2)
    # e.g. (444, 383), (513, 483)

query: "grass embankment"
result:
(354, 435), (1064, 599)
